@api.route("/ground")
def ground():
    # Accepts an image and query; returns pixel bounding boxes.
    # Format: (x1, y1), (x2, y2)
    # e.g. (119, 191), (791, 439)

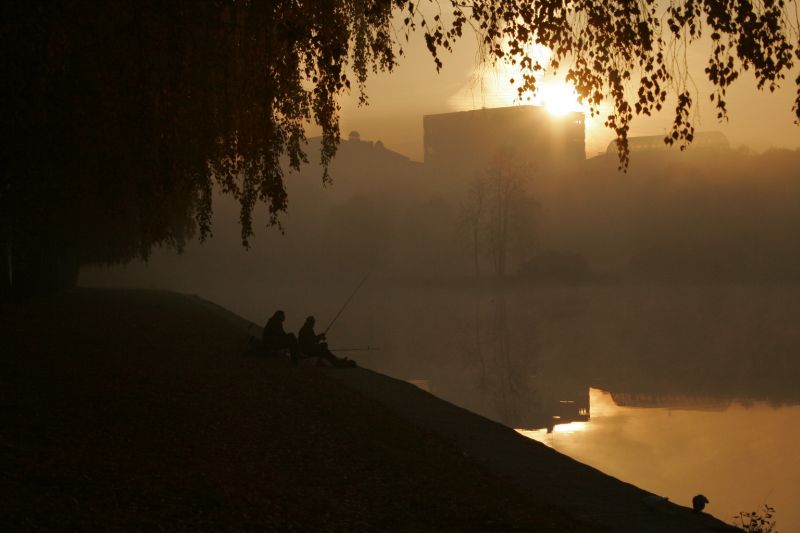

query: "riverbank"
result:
(1, 289), (737, 531)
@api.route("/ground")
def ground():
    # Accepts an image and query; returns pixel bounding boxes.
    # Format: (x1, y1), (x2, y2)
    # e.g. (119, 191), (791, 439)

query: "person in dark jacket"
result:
(298, 316), (355, 367)
(262, 310), (301, 363)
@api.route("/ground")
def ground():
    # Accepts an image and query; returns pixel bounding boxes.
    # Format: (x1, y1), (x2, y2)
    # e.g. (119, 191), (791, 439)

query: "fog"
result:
(83, 124), (800, 406)
(82, 130), (800, 285)
(81, 117), (800, 523)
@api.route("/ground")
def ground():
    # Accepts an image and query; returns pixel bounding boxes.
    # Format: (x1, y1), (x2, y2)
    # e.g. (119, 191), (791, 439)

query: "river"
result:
(521, 388), (800, 532)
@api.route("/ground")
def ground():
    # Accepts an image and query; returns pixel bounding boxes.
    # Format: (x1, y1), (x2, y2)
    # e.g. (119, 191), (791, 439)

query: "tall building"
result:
(423, 105), (585, 176)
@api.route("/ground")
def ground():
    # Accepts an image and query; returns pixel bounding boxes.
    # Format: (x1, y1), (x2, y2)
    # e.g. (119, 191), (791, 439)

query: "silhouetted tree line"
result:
(547, 148), (800, 282)
(288, 145), (800, 285)
(85, 144), (800, 288)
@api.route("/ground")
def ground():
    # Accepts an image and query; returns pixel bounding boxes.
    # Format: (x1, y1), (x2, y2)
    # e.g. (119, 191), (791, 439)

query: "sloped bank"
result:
(193, 292), (739, 533)
(1, 289), (737, 532)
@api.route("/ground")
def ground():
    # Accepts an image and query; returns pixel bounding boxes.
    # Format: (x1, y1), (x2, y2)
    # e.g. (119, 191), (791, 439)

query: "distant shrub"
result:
(734, 505), (777, 533)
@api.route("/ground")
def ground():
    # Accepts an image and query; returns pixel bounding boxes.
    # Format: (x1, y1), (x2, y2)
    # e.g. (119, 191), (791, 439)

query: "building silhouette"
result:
(423, 105), (585, 176)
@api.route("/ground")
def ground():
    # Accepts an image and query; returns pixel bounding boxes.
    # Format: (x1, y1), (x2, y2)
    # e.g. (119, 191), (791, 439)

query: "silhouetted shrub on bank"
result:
(734, 505), (777, 533)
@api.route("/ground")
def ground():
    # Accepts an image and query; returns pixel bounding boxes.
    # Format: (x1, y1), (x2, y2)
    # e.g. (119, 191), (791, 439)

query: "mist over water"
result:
(83, 136), (800, 529)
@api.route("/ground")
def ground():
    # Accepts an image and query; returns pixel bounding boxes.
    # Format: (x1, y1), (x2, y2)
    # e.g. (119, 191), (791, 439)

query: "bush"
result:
(734, 505), (777, 533)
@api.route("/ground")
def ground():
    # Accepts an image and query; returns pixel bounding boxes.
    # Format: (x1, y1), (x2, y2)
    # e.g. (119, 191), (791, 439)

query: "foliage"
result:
(2, 0), (798, 283)
(410, 0), (799, 168)
(734, 504), (777, 533)
(2, 1), (403, 258)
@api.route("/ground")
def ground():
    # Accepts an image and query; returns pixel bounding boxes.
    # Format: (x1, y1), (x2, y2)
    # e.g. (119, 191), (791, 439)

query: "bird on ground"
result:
(692, 494), (710, 512)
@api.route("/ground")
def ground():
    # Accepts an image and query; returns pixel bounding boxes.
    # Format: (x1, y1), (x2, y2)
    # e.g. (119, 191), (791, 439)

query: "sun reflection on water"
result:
(517, 421), (588, 442)
(515, 388), (800, 531)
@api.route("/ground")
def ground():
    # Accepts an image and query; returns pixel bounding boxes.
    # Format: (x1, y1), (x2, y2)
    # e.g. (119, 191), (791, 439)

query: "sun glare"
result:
(538, 81), (585, 116)
(453, 60), (586, 116)
(448, 42), (613, 155)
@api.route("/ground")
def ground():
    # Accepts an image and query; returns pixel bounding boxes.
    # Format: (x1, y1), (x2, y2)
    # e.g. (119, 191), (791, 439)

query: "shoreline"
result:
(191, 291), (739, 532)
(2, 289), (739, 531)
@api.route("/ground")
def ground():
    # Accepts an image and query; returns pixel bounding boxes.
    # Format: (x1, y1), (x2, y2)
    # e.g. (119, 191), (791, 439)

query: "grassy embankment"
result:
(1, 289), (597, 532)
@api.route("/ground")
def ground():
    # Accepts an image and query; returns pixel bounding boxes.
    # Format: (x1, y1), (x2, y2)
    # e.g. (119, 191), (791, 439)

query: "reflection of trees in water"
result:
(461, 292), (544, 428)
(457, 290), (592, 430)
(471, 294), (488, 396)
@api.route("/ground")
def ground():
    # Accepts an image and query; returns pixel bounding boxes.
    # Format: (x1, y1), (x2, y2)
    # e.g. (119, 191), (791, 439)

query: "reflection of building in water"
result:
(516, 385), (591, 433)
(423, 105), (585, 176)
(412, 376), (590, 432)
(605, 131), (730, 155)
(444, 293), (594, 433)
(471, 381), (590, 432)
(610, 392), (732, 411)
(549, 392), (591, 430)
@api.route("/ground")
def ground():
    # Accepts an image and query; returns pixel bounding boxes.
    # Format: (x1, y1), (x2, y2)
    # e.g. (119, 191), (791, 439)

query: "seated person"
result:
(298, 316), (356, 367)
(262, 310), (301, 362)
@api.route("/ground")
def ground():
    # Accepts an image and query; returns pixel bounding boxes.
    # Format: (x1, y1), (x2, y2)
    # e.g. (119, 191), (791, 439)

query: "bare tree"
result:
(483, 150), (539, 280)
(459, 177), (489, 280)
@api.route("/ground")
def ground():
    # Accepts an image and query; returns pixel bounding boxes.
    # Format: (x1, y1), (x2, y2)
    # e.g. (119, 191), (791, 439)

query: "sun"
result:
(448, 42), (588, 118)
(537, 80), (585, 116)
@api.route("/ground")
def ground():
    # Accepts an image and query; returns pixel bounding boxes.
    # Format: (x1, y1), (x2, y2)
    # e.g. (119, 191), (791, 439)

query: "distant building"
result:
(423, 105), (585, 176)
(337, 131), (414, 165)
(298, 133), (425, 200)
(512, 386), (591, 432)
(605, 131), (730, 155)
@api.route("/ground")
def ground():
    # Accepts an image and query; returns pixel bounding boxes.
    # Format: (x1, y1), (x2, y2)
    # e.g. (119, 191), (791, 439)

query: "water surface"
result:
(521, 388), (800, 532)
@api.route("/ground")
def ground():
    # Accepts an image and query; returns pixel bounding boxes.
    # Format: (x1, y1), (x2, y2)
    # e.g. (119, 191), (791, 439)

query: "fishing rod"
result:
(323, 274), (369, 335)
(329, 346), (380, 353)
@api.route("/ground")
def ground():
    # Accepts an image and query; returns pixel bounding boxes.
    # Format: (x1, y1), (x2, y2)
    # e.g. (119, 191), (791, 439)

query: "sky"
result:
(324, 18), (800, 161)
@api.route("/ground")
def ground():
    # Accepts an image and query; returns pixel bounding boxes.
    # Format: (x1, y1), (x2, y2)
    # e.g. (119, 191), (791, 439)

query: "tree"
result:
(4, 1), (399, 295)
(460, 150), (538, 281)
(459, 177), (488, 279)
(2, 1), (797, 296)
(483, 151), (539, 280)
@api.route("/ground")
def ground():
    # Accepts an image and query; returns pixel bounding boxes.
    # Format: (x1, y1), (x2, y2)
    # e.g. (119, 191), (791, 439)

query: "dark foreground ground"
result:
(1, 289), (598, 532)
(1, 290), (739, 532)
